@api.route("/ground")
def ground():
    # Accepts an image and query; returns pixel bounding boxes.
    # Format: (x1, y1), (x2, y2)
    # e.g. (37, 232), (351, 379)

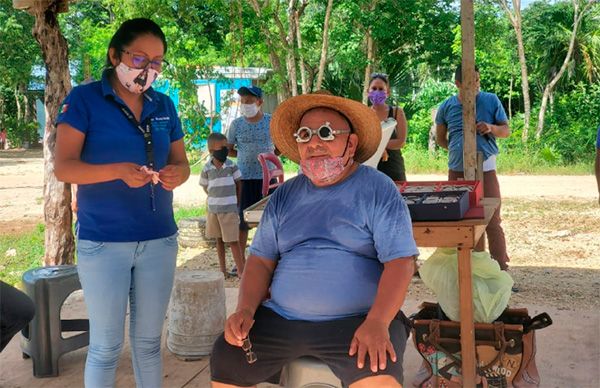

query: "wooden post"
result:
(460, 1), (477, 386)
(457, 246), (477, 387)
(461, 0), (477, 182)
(15, 0), (75, 265)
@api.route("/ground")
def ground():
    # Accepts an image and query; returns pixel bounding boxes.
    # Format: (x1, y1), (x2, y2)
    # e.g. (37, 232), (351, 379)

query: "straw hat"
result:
(270, 94), (381, 163)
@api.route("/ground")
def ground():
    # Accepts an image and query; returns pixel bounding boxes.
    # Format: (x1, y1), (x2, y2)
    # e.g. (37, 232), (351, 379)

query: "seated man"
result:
(210, 94), (419, 388)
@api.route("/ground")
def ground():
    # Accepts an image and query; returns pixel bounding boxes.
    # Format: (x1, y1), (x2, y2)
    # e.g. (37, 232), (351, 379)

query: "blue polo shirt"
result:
(56, 70), (184, 242)
(435, 92), (508, 172)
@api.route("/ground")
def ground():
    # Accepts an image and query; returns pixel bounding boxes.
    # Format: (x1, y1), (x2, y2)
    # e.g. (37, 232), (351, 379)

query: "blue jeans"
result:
(77, 234), (178, 388)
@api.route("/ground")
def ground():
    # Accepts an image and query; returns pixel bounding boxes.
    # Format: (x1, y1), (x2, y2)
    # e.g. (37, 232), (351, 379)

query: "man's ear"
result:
(347, 133), (359, 158)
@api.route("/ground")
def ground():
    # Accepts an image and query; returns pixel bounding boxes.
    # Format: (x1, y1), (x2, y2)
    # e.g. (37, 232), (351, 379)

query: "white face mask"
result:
(115, 62), (159, 94)
(240, 103), (259, 118)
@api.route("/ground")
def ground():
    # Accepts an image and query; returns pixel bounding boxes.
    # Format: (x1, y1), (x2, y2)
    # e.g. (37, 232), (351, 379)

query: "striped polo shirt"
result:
(199, 158), (242, 213)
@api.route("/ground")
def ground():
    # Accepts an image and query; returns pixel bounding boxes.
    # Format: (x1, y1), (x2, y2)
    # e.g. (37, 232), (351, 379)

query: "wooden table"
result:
(411, 197), (499, 387)
(244, 197), (500, 388)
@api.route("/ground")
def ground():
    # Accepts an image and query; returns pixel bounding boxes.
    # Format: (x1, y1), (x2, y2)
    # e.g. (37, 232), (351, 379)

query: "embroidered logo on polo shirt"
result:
(151, 116), (170, 132)
(60, 103), (69, 114)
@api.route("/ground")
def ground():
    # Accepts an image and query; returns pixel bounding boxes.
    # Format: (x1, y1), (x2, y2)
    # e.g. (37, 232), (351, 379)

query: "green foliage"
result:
(0, 224), (45, 287)
(4, 118), (38, 148)
(403, 79), (455, 149)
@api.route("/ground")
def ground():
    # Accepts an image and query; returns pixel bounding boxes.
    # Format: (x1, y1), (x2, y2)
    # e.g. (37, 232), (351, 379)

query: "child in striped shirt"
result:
(200, 133), (245, 277)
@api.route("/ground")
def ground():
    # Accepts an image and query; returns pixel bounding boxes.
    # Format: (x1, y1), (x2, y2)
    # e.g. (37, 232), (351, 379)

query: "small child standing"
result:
(200, 133), (245, 277)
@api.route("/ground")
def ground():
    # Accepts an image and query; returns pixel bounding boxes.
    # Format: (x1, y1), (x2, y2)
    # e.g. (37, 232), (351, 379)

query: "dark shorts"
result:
(210, 306), (411, 387)
(238, 179), (263, 231)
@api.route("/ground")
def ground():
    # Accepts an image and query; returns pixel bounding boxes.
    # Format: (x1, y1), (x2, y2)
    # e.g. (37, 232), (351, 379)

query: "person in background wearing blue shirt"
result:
(226, 86), (274, 265)
(210, 94), (419, 388)
(594, 126), (600, 204)
(54, 18), (190, 387)
(435, 65), (511, 271)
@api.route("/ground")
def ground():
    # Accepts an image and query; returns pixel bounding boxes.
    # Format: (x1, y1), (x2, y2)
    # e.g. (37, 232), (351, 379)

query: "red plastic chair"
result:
(258, 152), (284, 197)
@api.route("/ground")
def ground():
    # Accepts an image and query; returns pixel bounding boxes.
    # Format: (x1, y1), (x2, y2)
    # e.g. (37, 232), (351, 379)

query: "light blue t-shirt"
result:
(227, 114), (274, 180)
(249, 165), (419, 322)
(435, 92), (508, 172)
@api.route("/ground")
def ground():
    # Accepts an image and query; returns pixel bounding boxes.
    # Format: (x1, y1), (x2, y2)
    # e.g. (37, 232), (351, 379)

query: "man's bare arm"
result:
(436, 123), (449, 149)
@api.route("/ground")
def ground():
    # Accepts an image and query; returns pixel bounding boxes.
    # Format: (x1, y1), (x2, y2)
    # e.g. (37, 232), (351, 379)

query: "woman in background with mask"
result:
(226, 86), (274, 265)
(54, 18), (189, 387)
(368, 73), (408, 181)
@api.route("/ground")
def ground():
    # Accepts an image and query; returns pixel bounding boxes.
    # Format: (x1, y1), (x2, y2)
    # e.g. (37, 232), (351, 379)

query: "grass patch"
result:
(174, 205), (207, 223)
(402, 145), (593, 176)
(0, 209), (208, 287)
(0, 224), (45, 287)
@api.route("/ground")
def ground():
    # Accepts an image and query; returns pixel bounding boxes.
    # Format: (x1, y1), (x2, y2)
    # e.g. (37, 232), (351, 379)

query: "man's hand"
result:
(349, 318), (397, 372)
(476, 121), (494, 136)
(159, 164), (186, 191)
(224, 309), (255, 347)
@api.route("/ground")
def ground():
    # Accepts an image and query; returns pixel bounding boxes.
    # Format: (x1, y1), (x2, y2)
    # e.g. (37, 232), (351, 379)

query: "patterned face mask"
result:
(115, 62), (159, 94)
(300, 139), (353, 184)
(368, 90), (387, 105)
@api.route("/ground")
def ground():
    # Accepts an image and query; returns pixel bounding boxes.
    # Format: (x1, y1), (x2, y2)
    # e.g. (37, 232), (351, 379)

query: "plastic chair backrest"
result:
(258, 153), (285, 197)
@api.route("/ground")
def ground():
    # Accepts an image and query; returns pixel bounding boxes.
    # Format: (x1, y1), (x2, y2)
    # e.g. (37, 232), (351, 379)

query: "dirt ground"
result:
(2, 149), (598, 310)
(1, 149), (599, 386)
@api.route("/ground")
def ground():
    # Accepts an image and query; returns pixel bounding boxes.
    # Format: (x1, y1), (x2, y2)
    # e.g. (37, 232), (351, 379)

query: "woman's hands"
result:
(159, 164), (187, 191)
(115, 163), (187, 190)
(116, 163), (153, 188)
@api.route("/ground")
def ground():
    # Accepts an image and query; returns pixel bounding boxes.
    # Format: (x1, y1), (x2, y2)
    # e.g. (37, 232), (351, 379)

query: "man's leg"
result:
(239, 229), (249, 262)
(216, 238), (227, 275)
(314, 312), (410, 387)
(211, 306), (299, 387)
(229, 241), (245, 276)
(351, 375), (402, 388)
(0, 281), (35, 352)
(482, 170), (509, 270)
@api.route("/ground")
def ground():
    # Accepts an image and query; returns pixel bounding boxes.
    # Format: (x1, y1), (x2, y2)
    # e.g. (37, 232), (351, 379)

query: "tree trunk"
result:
(362, 29), (374, 105)
(508, 74), (513, 120)
(294, 10), (308, 94)
(514, 23), (531, 141)
(285, 0), (298, 96)
(248, 0), (291, 101)
(498, 0), (532, 142)
(536, 0), (593, 139)
(15, 86), (22, 122)
(32, 3), (75, 266)
(316, 0), (334, 90)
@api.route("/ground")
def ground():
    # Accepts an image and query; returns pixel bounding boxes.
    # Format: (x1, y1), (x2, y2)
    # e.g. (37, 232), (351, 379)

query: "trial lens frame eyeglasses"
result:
(121, 49), (169, 70)
(241, 337), (257, 364)
(294, 122), (351, 143)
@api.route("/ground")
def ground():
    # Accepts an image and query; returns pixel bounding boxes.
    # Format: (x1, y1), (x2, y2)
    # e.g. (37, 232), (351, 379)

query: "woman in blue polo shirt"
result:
(54, 18), (189, 387)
